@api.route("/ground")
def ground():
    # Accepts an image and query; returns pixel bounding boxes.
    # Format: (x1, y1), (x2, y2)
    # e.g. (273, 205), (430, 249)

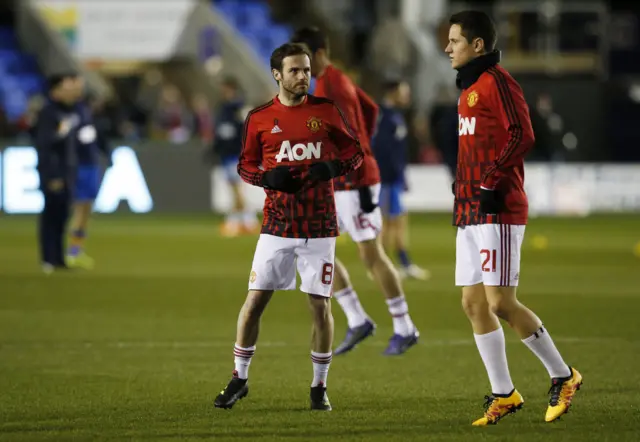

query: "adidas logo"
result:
(271, 125), (282, 134)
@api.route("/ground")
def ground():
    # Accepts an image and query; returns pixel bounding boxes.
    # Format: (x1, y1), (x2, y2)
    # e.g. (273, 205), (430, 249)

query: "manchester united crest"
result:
(467, 90), (479, 107)
(306, 116), (322, 133)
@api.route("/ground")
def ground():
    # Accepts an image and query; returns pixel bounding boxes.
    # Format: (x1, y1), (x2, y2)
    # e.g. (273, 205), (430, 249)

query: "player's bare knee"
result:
(243, 290), (273, 319)
(486, 290), (518, 320)
(461, 285), (489, 320)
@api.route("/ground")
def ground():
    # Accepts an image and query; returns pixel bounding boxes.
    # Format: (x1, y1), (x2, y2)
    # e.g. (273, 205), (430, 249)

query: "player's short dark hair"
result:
(47, 72), (79, 91)
(221, 76), (239, 90)
(290, 26), (329, 55)
(449, 10), (497, 52)
(381, 79), (403, 94)
(270, 43), (311, 72)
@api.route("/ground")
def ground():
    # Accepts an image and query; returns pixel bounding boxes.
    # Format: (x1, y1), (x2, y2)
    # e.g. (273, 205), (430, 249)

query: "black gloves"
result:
(309, 160), (340, 182)
(262, 166), (303, 193)
(479, 188), (505, 214)
(358, 187), (377, 213)
(451, 182), (456, 195)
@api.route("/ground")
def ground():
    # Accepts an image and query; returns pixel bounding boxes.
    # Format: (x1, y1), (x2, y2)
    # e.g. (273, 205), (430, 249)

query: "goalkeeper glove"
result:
(262, 166), (303, 193)
(479, 187), (505, 214)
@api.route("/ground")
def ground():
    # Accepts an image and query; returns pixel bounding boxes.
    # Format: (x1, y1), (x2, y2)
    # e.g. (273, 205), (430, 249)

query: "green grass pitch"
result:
(1, 213), (639, 441)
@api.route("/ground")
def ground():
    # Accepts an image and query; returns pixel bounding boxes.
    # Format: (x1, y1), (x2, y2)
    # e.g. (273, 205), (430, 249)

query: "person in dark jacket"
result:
(34, 72), (84, 273)
(372, 80), (429, 280)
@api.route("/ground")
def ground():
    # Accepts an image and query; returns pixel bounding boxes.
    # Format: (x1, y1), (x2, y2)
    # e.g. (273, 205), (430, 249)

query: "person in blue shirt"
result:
(66, 93), (112, 269)
(208, 77), (258, 236)
(372, 80), (429, 280)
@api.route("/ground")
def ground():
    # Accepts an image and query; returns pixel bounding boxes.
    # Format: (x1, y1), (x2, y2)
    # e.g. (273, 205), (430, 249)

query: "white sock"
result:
(334, 287), (368, 329)
(311, 351), (332, 387)
(226, 212), (241, 224)
(385, 295), (416, 337)
(233, 344), (255, 379)
(522, 325), (572, 379)
(243, 211), (257, 226)
(474, 328), (515, 395)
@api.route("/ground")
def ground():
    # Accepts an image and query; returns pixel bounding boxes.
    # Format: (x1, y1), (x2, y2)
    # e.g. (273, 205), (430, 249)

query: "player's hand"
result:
(451, 182), (456, 195)
(479, 187), (504, 214)
(358, 187), (377, 213)
(308, 160), (340, 182)
(262, 166), (304, 193)
(48, 179), (64, 192)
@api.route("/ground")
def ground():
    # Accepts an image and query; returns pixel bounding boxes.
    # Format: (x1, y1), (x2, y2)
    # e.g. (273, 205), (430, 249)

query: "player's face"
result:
(446, 24), (482, 69)
(396, 82), (411, 107)
(276, 54), (311, 97)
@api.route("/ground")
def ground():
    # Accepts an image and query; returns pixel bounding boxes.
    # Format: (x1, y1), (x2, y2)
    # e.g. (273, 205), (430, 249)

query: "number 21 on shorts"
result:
(480, 249), (497, 273)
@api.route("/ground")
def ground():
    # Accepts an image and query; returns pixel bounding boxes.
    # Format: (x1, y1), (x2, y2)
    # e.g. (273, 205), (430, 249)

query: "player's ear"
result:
(473, 37), (485, 54)
(272, 69), (282, 83)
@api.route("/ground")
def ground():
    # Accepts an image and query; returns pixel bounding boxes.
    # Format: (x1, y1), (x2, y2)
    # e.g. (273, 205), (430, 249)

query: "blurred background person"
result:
(373, 79), (429, 280)
(66, 88), (113, 270)
(207, 76), (258, 236)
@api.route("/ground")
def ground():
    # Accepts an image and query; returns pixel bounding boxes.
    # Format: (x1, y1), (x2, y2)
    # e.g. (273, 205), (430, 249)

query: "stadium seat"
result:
(0, 27), (46, 122)
(212, 0), (292, 69)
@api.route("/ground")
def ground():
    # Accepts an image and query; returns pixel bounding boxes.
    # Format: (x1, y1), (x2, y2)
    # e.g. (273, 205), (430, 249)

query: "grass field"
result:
(1, 213), (639, 441)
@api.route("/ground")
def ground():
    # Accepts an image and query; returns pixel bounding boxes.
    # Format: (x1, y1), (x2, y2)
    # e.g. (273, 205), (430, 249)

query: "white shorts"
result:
(455, 224), (525, 287)
(248, 234), (336, 297)
(335, 184), (383, 243)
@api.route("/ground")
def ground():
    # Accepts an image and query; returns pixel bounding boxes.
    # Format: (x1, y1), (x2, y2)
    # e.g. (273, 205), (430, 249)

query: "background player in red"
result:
(446, 11), (582, 426)
(291, 27), (420, 357)
(214, 43), (363, 412)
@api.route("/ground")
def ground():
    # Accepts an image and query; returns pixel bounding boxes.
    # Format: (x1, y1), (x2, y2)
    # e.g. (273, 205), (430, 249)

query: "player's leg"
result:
(337, 185), (419, 356)
(220, 157), (242, 237)
(331, 257), (375, 355)
(456, 225), (522, 426)
(215, 235), (297, 410)
(297, 237), (336, 410)
(480, 225), (581, 422)
(388, 183), (429, 281)
(67, 166), (99, 269)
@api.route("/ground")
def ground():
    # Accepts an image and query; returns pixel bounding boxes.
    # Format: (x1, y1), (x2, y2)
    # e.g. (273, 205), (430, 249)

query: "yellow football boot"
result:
(545, 367), (583, 422)
(66, 252), (95, 270)
(472, 389), (524, 426)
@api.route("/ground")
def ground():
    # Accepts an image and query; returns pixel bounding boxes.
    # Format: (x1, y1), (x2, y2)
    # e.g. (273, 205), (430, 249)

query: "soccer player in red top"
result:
(447, 11), (582, 426)
(292, 27), (420, 357)
(213, 43), (363, 412)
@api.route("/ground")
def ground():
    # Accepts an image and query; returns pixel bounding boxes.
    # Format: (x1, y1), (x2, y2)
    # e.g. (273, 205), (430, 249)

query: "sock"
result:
(226, 212), (241, 224)
(522, 325), (572, 379)
(398, 249), (411, 268)
(311, 351), (332, 387)
(333, 287), (368, 329)
(233, 344), (255, 379)
(243, 211), (257, 226)
(68, 229), (85, 256)
(474, 328), (515, 395)
(386, 295), (416, 337)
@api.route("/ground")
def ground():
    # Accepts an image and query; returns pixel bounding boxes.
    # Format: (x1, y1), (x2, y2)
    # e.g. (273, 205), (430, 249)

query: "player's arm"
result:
(328, 103), (364, 176)
(34, 108), (62, 186)
(481, 76), (535, 190)
(237, 113), (264, 187)
(356, 86), (379, 139)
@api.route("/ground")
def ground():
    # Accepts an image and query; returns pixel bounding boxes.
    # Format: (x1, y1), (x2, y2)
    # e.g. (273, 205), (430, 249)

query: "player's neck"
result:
(315, 60), (331, 78)
(277, 91), (307, 107)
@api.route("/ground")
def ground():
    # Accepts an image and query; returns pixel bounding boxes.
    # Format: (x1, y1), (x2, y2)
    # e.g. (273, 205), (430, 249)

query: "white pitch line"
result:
(0, 336), (635, 350)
